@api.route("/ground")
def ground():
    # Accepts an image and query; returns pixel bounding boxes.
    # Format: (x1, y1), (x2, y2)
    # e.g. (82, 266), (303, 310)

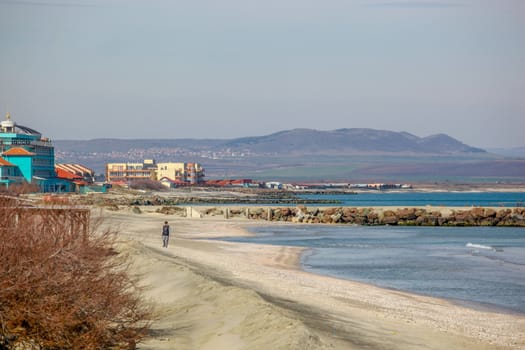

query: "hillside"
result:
(55, 128), (485, 156)
(53, 128), (524, 182)
(222, 128), (485, 154)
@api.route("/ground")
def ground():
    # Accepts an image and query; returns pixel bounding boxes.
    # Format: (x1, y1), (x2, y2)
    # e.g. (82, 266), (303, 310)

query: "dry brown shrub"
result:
(0, 183), (40, 195)
(0, 197), (151, 349)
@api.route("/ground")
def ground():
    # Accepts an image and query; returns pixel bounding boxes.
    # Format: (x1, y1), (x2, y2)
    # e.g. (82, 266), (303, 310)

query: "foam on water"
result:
(466, 242), (496, 251)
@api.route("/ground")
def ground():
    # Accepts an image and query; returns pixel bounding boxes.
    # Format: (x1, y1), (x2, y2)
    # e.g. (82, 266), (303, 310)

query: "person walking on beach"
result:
(162, 221), (170, 248)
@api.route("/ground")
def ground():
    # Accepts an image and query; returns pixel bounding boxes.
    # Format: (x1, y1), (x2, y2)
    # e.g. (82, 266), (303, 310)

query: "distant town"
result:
(0, 113), (414, 193)
(56, 147), (259, 163)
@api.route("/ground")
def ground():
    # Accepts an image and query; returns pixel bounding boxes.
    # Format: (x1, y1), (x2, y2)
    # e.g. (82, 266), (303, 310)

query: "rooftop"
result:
(55, 167), (83, 180)
(0, 158), (16, 167)
(2, 147), (36, 156)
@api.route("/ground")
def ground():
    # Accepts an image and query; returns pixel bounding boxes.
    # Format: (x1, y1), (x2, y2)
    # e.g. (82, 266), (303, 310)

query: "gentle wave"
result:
(239, 225), (525, 314)
(466, 242), (495, 251)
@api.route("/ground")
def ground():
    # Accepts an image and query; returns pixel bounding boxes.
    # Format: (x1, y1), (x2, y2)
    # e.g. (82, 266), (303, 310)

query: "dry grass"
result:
(0, 183), (40, 195)
(0, 197), (151, 349)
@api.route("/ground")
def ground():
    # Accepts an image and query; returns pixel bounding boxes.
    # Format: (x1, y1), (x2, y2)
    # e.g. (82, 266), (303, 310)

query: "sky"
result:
(0, 0), (524, 148)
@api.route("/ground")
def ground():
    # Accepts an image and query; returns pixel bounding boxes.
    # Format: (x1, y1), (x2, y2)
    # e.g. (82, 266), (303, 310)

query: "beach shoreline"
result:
(96, 207), (525, 349)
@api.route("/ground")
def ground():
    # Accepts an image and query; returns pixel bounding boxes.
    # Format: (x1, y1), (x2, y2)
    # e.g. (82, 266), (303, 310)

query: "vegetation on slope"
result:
(0, 197), (151, 349)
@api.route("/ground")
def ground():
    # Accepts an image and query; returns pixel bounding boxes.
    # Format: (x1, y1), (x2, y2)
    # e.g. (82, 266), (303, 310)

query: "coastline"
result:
(65, 186), (525, 209)
(97, 207), (525, 349)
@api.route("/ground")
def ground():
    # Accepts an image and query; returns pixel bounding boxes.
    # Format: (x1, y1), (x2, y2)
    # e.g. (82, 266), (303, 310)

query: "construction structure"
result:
(105, 160), (157, 184)
(105, 159), (205, 186)
(54, 163), (107, 193)
(56, 164), (95, 184)
(0, 112), (72, 192)
(157, 162), (204, 185)
(106, 159), (204, 187)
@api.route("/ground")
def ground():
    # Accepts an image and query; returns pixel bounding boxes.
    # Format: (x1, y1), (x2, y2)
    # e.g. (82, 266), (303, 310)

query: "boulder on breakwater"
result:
(219, 206), (525, 227)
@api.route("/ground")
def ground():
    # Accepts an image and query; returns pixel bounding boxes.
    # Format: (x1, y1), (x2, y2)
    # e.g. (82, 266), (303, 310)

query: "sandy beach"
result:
(96, 206), (525, 350)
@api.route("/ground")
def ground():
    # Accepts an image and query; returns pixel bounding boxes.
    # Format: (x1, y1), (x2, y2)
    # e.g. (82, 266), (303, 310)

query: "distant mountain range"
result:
(221, 128), (486, 154)
(55, 128), (486, 156)
(56, 128), (517, 181)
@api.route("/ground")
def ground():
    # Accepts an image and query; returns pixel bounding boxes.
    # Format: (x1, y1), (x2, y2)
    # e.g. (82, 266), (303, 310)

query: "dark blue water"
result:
(299, 191), (525, 207)
(221, 225), (525, 314)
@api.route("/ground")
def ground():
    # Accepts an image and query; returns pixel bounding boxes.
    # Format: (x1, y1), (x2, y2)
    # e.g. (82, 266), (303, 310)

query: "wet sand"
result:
(97, 207), (525, 350)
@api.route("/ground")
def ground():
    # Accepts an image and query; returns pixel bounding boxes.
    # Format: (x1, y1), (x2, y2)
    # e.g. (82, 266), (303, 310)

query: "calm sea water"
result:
(299, 191), (525, 207)
(221, 225), (525, 314)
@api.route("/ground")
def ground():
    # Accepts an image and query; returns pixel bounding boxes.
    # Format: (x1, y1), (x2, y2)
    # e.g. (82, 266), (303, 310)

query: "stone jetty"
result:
(154, 205), (525, 227)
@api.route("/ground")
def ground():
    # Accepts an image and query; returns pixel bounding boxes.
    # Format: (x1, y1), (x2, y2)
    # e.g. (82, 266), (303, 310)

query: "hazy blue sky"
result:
(1, 0), (524, 148)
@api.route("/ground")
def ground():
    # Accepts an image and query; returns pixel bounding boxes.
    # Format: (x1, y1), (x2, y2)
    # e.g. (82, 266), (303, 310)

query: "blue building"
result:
(0, 156), (25, 186)
(0, 112), (72, 192)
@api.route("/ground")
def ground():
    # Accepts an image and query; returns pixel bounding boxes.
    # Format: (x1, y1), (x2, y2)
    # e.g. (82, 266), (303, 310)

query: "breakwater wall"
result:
(155, 206), (525, 227)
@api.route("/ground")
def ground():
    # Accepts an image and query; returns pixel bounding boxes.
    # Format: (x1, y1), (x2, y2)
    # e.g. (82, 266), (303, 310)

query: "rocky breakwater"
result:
(95, 195), (340, 206)
(240, 206), (525, 227)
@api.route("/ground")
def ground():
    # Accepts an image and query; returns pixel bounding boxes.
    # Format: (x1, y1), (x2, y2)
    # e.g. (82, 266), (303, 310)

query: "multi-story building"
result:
(105, 159), (157, 183)
(157, 162), (205, 184)
(0, 112), (72, 192)
(106, 159), (204, 185)
(0, 156), (25, 186)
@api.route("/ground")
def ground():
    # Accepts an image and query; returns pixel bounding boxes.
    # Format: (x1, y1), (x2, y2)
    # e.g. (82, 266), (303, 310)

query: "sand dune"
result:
(97, 207), (525, 350)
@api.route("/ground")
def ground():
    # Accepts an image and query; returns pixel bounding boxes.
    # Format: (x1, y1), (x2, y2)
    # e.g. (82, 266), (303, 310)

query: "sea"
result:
(217, 192), (525, 315)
